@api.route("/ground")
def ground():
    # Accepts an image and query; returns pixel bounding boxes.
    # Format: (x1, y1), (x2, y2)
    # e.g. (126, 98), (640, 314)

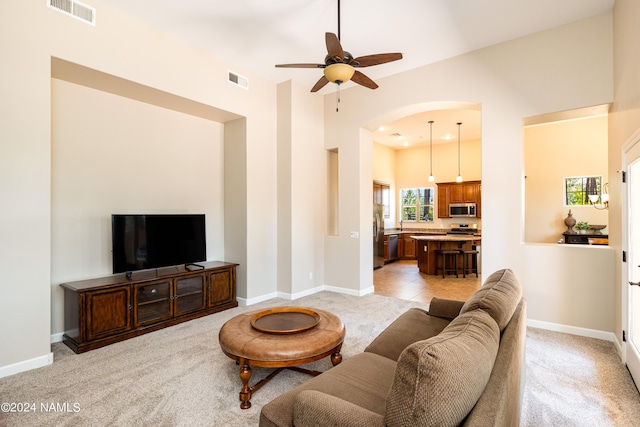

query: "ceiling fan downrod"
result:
(337, 0), (341, 41)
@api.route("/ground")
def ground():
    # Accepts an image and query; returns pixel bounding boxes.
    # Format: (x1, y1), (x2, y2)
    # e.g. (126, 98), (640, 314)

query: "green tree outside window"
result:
(565, 176), (601, 206)
(401, 188), (434, 222)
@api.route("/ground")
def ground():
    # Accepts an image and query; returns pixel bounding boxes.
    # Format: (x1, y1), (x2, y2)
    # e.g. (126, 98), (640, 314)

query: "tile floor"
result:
(373, 259), (482, 304)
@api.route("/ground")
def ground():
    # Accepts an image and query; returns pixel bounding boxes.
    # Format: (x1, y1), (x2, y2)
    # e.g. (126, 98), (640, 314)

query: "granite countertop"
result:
(384, 228), (448, 236)
(383, 228), (480, 236)
(410, 234), (480, 242)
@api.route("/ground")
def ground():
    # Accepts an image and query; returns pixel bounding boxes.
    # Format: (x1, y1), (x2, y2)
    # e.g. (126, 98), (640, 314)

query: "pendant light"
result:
(456, 122), (463, 183)
(428, 120), (435, 182)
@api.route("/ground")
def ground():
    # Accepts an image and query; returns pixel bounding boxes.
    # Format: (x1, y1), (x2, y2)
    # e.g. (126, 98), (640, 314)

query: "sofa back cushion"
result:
(385, 309), (500, 427)
(460, 268), (522, 331)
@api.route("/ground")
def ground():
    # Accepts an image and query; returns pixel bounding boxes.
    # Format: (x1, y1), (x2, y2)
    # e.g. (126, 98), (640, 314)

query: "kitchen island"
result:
(411, 235), (480, 275)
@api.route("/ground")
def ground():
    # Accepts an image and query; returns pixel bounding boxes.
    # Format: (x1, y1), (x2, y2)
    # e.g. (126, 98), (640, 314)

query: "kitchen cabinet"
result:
(436, 181), (481, 218)
(402, 235), (416, 258)
(450, 182), (477, 203)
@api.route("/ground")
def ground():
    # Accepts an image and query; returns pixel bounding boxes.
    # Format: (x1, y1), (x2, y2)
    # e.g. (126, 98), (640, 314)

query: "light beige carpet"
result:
(0, 291), (638, 426)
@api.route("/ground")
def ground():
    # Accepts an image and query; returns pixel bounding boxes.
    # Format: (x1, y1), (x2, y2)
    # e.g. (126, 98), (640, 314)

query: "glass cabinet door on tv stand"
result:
(175, 274), (206, 315)
(134, 279), (173, 327)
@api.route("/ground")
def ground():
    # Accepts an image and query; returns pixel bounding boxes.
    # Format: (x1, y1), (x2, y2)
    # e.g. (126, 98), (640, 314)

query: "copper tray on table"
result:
(250, 307), (321, 334)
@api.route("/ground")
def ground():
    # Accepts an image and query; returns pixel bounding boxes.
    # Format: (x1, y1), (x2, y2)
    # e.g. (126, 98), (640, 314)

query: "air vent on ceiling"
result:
(48, 0), (96, 26)
(228, 70), (249, 90)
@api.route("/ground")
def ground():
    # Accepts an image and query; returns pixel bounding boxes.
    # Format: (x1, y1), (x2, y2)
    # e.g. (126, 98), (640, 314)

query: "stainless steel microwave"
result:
(449, 203), (476, 217)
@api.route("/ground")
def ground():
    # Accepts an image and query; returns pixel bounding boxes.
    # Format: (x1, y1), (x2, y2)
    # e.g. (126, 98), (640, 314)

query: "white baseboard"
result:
(277, 285), (325, 301)
(238, 292), (278, 306)
(0, 352), (53, 379)
(50, 332), (64, 344)
(324, 285), (375, 297)
(527, 319), (617, 343)
(277, 285), (376, 301)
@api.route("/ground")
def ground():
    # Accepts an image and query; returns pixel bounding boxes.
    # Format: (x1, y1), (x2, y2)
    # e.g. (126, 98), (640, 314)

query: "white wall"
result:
(277, 80), (326, 299)
(323, 13), (615, 333)
(610, 0), (640, 345)
(0, 0), (53, 375)
(0, 0), (278, 375)
(524, 115), (608, 243)
(50, 78), (226, 334)
(395, 139), (482, 229)
(374, 138), (482, 230)
(0, 0), (625, 377)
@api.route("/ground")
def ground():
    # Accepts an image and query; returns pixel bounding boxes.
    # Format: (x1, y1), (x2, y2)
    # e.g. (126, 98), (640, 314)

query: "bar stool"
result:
(435, 249), (459, 278)
(459, 248), (479, 278)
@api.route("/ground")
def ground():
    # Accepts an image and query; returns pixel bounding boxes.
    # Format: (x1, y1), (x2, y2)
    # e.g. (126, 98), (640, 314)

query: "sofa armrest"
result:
(428, 297), (465, 319)
(293, 390), (385, 427)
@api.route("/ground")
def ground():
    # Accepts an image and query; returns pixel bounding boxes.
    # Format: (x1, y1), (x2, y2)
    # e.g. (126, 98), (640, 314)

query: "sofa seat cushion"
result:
(364, 307), (452, 362)
(385, 309), (500, 427)
(259, 352), (397, 427)
(460, 268), (522, 331)
(293, 390), (385, 427)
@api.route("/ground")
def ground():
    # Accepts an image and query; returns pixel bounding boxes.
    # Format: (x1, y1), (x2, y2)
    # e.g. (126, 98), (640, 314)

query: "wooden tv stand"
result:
(61, 261), (238, 353)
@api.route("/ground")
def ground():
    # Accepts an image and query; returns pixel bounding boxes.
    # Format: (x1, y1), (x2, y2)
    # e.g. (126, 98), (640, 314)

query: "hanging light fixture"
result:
(428, 120), (435, 182)
(456, 122), (463, 183)
(588, 182), (609, 210)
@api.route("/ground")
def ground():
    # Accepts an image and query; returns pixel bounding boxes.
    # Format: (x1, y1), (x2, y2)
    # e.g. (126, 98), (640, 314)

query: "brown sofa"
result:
(259, 268), (527, 427)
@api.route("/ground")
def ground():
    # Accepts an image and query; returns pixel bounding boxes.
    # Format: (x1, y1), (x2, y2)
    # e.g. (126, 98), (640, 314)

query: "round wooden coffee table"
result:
(218, 307), (345, 409)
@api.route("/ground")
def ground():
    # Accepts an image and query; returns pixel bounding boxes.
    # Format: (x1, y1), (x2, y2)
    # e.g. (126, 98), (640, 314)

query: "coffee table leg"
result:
(330, 344), (343, 366)
(238, 359), (252, 409)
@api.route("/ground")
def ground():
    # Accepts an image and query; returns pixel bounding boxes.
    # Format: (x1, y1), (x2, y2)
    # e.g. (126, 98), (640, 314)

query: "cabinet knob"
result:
(151, 288), (157, 294)
(127, 304), (132, 310)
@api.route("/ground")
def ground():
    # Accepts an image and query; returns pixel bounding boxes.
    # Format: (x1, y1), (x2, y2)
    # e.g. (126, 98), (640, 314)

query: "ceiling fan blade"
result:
(275, 63), (325, 68)
(351, 70), (378, 90)
(310, 76), (330, 92)
(325, 32), (344, 61)
(352, 53), (403, 67)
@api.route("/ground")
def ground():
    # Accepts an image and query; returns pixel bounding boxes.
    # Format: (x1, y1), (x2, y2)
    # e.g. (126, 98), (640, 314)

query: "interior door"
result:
(626, 137), (640, 385)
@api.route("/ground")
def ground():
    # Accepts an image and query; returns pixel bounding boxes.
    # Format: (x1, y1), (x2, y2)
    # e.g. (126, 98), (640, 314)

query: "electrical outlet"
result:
(350, 231), (359, 238)
(309, 272), (313, 280)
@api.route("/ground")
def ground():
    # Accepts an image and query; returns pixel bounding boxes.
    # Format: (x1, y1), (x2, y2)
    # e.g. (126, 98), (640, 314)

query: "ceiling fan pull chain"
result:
(336, 84), (341, 112)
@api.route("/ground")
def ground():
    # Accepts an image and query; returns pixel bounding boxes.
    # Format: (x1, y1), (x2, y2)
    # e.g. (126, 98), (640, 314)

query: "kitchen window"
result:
(564, 176), (602, 206)
(400, 188), (434, 222)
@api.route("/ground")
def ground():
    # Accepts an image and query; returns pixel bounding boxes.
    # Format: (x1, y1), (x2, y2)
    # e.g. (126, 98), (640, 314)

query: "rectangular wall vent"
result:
(228, 70), (249, 90)
(48, 0), (96, 26)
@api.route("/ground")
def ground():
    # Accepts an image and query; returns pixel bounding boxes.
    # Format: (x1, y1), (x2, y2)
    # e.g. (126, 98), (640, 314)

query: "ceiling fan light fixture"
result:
(428, 120), (435, 182)
(456, 122), (463, 183)
(323, 63), (355, 84)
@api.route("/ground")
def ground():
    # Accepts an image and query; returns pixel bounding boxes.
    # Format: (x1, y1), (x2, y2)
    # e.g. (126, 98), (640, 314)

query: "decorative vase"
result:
(564, 209), (576, 234)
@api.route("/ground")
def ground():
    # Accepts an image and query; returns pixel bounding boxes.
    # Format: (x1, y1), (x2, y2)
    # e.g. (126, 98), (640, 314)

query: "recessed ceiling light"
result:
(403, 141), (409, 147)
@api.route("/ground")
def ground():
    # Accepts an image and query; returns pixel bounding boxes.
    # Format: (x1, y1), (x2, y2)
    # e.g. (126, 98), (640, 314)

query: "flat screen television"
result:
(112, 214), (206, 274)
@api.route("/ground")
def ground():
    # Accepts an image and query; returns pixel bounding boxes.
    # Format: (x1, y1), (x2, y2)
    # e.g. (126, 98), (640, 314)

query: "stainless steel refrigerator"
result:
(373, 204), (385, 269)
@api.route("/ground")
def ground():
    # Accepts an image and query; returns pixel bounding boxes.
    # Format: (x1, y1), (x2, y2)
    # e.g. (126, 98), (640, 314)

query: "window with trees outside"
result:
(400, 188), (434, 222)
(564, 176), (602, 206)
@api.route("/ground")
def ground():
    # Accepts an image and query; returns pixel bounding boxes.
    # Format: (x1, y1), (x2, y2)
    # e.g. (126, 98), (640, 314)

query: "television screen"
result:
(112, 214), (206, 274)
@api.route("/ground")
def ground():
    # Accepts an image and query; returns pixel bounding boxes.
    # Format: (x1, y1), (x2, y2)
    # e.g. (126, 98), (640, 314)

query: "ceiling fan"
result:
(275, 0), (403, 93)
